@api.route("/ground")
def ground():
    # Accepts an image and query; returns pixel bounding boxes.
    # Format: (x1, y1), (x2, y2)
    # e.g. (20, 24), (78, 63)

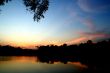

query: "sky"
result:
(0, 0), (110, 49)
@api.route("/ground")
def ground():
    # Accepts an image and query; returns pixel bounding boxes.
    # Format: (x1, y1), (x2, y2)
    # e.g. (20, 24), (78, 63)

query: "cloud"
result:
(79, 17), (95, 30)
(60, 2), (96, 31)
(66, 36), (88, 45)
(67, 9), (95, 30)
(78, 31), (110, 40)
(78, 0), (110, 12)
(66, 31), (110, 45)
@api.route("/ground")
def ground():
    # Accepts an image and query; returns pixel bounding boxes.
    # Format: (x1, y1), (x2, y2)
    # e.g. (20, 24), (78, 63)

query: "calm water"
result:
(0, 56), (87, 73)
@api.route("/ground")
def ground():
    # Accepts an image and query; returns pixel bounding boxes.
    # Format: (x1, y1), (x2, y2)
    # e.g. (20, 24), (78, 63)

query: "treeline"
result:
(0, 45), (37, 56)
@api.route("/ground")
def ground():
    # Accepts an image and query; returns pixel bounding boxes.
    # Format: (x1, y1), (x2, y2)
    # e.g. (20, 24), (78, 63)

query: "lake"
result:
(0, 56), (87, 73)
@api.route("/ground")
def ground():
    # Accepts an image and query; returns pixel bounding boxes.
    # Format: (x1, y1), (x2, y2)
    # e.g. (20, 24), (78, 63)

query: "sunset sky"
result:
(0, 0), (110, 49)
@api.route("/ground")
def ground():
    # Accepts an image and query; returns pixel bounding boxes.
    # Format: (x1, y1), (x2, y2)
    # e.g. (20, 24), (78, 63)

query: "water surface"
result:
(0, 56), (86, 73)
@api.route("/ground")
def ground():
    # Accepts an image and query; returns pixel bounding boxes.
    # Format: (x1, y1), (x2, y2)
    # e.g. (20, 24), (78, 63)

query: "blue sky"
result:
(0, 0), (110, 48)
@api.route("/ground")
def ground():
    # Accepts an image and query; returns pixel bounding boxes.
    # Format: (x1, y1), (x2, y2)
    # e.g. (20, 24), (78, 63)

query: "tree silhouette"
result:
(0, 0), (49, 22)
(0, 0), (11, 6)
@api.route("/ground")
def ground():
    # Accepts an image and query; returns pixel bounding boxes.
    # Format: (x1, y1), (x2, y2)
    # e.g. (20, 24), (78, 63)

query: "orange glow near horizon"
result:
(1, 39), (62, 49)
(66, 37), (88, 45)
(1, 32), (109, 49)
(0, 31), (64, 49)
(11, 56), (38, 63)
(68, 62), (87, 69)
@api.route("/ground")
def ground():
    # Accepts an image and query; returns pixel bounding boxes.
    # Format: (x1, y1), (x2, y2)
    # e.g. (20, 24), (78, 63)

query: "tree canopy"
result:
(0, 0), (49, 22)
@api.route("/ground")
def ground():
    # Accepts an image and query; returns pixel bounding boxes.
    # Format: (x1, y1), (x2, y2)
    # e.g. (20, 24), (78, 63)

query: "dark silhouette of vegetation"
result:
(0, 0), (11, 5)
(0, 0), (49, 21)
(0, 45), (38, 56)
(0, 39), (110, 73)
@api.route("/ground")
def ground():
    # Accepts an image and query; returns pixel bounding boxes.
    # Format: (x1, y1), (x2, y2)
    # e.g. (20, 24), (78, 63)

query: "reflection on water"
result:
(0, 56), (38, 62)
(0, 56), (86, 73)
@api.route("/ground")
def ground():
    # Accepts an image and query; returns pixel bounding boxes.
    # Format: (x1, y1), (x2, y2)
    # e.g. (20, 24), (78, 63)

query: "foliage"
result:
(0, 0), (49, 22)
(0, 0), (11, 5)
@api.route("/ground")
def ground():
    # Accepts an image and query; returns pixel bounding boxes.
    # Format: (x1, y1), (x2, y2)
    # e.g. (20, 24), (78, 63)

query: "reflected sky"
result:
(0, 56), (86, 73)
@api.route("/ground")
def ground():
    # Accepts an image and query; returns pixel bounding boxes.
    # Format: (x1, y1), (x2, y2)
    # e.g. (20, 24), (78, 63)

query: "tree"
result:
(0, 0), (11, 5)
(87, 40), (93, 44)
(0, 0), (49, 22)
